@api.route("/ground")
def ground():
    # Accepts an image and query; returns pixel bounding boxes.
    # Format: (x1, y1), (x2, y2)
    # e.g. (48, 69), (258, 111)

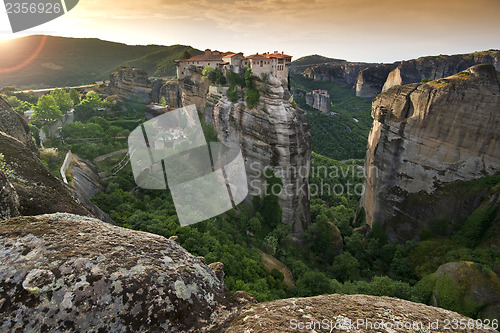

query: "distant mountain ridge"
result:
(292, 49), (500, 98)
(0, 35), (201, 89)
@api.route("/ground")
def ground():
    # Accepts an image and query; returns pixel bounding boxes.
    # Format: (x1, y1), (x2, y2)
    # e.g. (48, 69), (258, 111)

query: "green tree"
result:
(182, 50), (192, 59)
(244, 67), (260, 108)
(160, 96), (167, 106)
(50, 88), (74, 113)
(305, 214), (343, 263)
(74, 91), (103, 122)
(34, 95), (62, 122)
(295, 271), (333, 297)
(330, 252), (360, 282)
(0, 86), (16, 95)
(69, 88), (80, 105)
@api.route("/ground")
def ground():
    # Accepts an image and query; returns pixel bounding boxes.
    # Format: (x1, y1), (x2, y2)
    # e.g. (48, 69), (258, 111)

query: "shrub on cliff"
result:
(244, 67), (260, 109)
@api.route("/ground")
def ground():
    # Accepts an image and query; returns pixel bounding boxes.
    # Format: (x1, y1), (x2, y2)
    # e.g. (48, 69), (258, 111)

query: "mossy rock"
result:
(433, 261), (500, 320)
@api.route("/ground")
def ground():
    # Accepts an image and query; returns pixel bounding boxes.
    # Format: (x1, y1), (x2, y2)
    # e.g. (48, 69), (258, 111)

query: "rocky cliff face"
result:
(108, 67), (152, 104)
(305, 90), (331, 114)
(355, 64), (398, 98)
(0, 96), (38, 156)
(203, 72), (312, 235)
(178, 65), (211, 110)
(151, 78), (182, 108)
(226, 294), (499, 332)
(0, 170), (19, 220)
(0, 100), (105, 219)
(296, 50), (500, 99)
(382, 51), (500, 93)
(0, 213), (239, 332)
(302, 63), (373, 87)
(168, 67), (311, 235)
(362, 64), (500, 242)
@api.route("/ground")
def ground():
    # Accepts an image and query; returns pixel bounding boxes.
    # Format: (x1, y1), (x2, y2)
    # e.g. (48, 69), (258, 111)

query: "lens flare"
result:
(0, 35), (47, 74)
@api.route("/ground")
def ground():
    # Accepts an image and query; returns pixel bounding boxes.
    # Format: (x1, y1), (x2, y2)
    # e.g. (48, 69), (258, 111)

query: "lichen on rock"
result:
(0, 213), (239, 332)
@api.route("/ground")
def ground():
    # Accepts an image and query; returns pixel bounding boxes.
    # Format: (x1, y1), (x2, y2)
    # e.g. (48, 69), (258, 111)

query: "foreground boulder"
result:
(0, 213), (238, 332)
(226, 294), (500, 332)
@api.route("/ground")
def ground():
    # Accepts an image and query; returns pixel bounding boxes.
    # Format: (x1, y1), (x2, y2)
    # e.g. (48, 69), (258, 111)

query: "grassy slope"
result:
(291, 74), (372, 160)
(0, 35), (200, 89)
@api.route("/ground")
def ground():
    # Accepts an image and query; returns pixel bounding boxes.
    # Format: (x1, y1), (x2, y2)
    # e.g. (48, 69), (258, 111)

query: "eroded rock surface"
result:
(0, 170), (19, 220)
(0, 213), (238, 332)
(382, 51), (500, 93)
(226, 294), (499, 332)
(0, 132), (93, 217)
(362, 64), (500, 241)
(0, 96), (38, 155)
(301, 62), (373, 87)
(151, 78), (182, 108)
(205, 72), (312, 235)
(108, 67), (152, 104)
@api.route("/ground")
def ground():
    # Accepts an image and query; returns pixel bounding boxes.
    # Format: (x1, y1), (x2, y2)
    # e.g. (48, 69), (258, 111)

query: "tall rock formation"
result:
(0, 170), (19, 220)
(355, 64), (398, 98)
(209, 74), (311, 235)
(151, 78), (182, 108)
(174, 67), (312, 235)
(108, 67), (152, 104)
(305, 89), (331, 114)
(362, 64), (500, 242)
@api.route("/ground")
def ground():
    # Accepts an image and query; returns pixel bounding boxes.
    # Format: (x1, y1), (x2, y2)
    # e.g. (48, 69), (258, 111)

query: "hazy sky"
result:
(1, 0), (499, 62)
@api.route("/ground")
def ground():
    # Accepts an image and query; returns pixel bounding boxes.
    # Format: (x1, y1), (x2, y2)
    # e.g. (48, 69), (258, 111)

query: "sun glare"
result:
(0, 35), (48, 74)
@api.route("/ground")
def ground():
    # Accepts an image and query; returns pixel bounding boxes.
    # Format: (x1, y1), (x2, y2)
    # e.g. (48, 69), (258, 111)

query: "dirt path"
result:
(257, 249), (295, 287)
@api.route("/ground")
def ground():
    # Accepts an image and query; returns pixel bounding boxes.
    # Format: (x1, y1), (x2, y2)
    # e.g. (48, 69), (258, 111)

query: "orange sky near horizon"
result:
(1, 0), (499, 62)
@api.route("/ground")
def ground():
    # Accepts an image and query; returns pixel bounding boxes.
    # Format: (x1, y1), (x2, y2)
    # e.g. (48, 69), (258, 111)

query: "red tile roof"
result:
(177, 51), (291, 63)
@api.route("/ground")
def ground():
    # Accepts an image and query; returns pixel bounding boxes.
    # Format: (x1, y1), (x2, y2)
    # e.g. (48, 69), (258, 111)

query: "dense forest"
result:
(290, 74), (372, 160)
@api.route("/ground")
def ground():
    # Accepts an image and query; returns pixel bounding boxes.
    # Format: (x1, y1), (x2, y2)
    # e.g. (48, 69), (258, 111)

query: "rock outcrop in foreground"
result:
(0, 213), (238, 332)
(362, 64), (500, 241)
(0, 98), (109, 220)
(0, 170), (19, 220)
(226, 294), (499, 332)
(0, 97), (38, 155)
